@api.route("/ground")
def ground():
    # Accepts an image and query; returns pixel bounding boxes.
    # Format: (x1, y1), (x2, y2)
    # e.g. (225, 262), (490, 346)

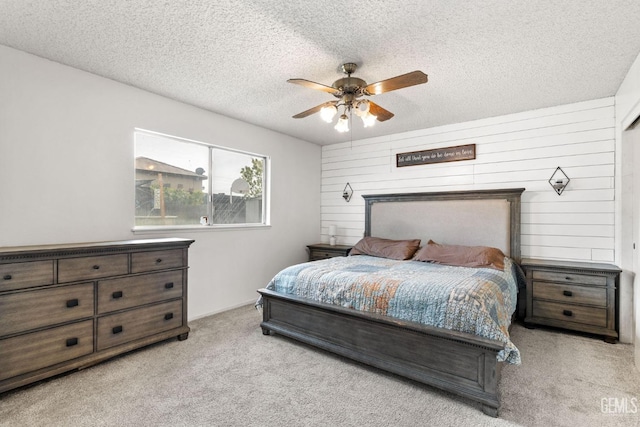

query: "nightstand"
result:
(521, 259), (621, 343)
(306, 244), (352, 261)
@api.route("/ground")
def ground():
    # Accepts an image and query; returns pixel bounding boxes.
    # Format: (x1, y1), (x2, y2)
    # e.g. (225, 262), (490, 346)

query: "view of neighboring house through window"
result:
(134, 130), (269, 227)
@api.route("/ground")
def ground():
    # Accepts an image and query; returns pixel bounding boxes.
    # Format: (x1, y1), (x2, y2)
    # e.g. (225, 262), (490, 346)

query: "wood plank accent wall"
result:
(321, 97), (615, 263)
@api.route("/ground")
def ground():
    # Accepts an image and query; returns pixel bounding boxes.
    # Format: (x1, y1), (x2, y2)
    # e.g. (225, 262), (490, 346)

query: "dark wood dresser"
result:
(521, 258), (620, 342)
(307, 243), (352, 261)
(0, 238), (194, 393)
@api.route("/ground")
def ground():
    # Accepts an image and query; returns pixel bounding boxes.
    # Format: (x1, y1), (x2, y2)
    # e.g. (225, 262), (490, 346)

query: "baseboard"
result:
(188, 298), (257, 321)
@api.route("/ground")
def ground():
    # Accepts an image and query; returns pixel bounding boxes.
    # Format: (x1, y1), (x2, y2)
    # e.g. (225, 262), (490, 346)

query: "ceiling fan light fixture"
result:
(320, 104), (337, 123)
(289, 63), (427, 133)
(361, 112), (377, 127)
(335, 114), (350, 133)
(354, 100), (370, 117)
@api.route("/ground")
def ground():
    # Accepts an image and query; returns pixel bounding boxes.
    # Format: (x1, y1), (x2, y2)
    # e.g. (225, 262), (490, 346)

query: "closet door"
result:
(630, 122), (640, 366)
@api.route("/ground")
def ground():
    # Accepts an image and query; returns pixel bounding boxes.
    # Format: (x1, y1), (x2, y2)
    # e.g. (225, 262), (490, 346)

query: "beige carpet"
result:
(1, 304), (639, 427)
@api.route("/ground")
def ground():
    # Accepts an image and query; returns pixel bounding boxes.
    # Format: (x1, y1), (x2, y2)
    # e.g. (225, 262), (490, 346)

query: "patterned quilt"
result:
(263, 255), (521, 364)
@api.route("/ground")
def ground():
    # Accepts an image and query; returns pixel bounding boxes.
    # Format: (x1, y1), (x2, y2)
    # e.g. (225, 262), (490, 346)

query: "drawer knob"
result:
(156, 258), (163, 263)
(565, 276), (572, 281)
(164, 282), (174, 289)
(164, 312), (174, 321)
(93, 265), (100, 270)
(112, 291), (123, 299)
(563, 290), (573, 297)
(562, 310), (573, 317)
(112, 325), (123, 334)
(66, 338), (78, 347)
(2, 274), (12, 280)
(66, 298), (79, 308)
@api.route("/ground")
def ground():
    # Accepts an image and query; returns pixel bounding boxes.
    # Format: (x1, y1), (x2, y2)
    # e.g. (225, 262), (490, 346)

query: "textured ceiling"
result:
(2, 1), (640, 145)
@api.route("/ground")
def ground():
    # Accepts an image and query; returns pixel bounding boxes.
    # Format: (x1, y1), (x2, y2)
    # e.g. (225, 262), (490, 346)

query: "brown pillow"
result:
(349, 236), (421, 260)
(412, 240), (506, 270)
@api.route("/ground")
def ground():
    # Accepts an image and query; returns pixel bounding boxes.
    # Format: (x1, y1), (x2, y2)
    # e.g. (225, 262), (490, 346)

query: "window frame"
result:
(133, 128), (271, 232)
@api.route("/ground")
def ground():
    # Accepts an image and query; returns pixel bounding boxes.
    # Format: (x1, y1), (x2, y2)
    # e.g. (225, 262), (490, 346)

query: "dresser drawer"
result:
(0, 238), (193, 394)
(131, 249), (184, 273)
(97, 300), (183, 351)
(532, 270), (606, 286)
(532, 282), (606, 307)
(58, 254), (129, 283)
(0, 261), (54, 291)
(0, 283), (95, 336)
(532, 300), (607, 328)
(97, 270), (183, 314)
(0, 320), (94, 381)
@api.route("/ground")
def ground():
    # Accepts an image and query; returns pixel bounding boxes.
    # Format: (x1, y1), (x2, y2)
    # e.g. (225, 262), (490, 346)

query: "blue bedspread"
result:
(263, 255), (521, 364)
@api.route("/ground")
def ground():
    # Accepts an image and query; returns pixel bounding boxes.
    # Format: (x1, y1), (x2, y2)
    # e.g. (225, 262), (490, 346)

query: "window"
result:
(134, 129), (269, 228)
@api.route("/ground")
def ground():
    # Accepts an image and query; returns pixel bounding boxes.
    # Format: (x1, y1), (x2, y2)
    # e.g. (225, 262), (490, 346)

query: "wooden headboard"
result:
(362, 188), (525, 262)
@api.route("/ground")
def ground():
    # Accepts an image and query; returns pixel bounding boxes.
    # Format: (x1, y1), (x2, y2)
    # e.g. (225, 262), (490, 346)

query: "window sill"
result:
(132, 224), (271, 234)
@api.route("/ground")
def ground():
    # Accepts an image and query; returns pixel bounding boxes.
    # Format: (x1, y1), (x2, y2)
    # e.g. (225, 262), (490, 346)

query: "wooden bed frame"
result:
(258, 188), (524, 417)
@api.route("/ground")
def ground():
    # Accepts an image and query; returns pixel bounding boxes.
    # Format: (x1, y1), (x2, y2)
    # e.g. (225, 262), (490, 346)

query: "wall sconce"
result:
(342, 183), (353, 202)
(549, 167), (570, 195)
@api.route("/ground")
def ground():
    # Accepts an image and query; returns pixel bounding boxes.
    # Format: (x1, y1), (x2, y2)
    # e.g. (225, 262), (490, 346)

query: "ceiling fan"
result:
(288, 63), (428, 132)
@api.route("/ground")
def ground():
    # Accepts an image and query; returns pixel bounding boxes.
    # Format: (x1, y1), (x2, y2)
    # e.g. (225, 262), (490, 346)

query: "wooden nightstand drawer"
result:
(307, 244), (352, 261)
(58, 254), (129, 283)
(0, 283), (94, 336)
(0, 320), (94, 381)
(0, 261), (54, 291)
(532, 281), (606, 307)
(532, 300), (607, 328)
(97, 270), (183, 314)
(97, 300), (183, 351)
(310, 250), (342, 260)
(131, 249), (184, 273)
(532, 270), (606, 286)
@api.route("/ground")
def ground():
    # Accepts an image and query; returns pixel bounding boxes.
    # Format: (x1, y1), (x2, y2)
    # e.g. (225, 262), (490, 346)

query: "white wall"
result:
(0, 45), (321, 320)
(321, 97), (632, 341)
(322, 98), (616, 265)
(616, 50), (640, 364)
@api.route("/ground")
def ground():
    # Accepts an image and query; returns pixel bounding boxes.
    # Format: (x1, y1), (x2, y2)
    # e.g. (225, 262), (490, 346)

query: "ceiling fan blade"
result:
(287, 79), (341, 95)
(368, 101), (394, 122)
(292, 101), (338, 119)
(364, 71), (428, 95)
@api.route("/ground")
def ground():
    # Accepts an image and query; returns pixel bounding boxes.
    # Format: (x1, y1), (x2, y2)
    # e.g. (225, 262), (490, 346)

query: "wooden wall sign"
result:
(396, 144), (476, 167)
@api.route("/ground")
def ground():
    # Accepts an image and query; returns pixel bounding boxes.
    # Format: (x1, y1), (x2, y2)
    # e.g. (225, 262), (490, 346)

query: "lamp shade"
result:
(328, 225), (337, 236)
(354, 100), (370, 117)
(320, 105), (338, 123)
(361, 112), (377, 127)
(335, 114), (349, 132)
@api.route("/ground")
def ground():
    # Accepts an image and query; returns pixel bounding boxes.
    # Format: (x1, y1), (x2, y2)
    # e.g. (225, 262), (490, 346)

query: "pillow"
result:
(349, 236), (421, 260)
(412, 240), (506, 270)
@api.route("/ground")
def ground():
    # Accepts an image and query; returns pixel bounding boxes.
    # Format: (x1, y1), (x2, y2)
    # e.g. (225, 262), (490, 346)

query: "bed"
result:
(257, 188), (525, 417)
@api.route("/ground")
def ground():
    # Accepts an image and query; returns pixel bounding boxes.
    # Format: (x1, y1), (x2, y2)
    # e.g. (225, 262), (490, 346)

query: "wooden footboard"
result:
(258, 288), (505, 417)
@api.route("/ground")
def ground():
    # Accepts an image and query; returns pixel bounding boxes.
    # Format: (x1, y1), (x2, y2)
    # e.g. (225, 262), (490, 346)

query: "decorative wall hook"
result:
(549, 167), (570, 195)
(342, 183), (353, 202)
